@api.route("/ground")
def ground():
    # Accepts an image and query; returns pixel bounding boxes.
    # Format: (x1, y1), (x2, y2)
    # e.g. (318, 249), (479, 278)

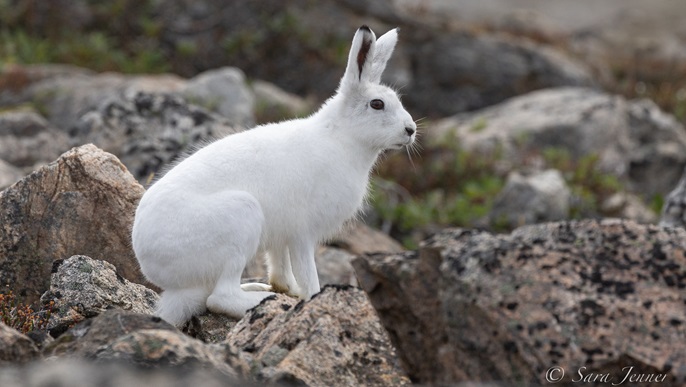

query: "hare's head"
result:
(335, 26), (416, 151)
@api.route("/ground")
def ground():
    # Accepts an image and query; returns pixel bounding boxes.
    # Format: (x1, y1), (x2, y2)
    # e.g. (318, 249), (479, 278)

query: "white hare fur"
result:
(131, 26), (416, 326)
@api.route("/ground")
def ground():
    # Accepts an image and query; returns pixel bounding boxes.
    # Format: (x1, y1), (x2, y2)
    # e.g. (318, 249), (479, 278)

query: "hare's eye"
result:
(370, 99), (384, 110)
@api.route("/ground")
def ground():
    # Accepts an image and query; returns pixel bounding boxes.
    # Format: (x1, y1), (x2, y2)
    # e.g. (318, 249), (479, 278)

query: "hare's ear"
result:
(367, 28), (398, 84)
(340, 25), (376, 92)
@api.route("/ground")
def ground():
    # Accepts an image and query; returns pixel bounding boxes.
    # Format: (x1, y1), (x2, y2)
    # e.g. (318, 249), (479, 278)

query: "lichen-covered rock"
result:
(0, 323), (40, 365)
(0, 144), (147, 305)
(226, 286), (410, 386)
(353, 219), (686, 385)
(40, 256), (159, 336)
(71, 91), (238, 183)
(433, 87), (686, 199)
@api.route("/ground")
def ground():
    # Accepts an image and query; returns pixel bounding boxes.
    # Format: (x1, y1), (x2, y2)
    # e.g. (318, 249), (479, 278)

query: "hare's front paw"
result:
(268, 276), (300, 298)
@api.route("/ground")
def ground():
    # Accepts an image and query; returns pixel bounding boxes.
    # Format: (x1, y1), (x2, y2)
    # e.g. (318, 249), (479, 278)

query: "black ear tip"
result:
(359, 25), (371, 32)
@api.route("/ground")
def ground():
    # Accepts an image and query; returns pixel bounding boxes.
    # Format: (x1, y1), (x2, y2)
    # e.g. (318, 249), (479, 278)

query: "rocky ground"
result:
(1, 0), (686, 386)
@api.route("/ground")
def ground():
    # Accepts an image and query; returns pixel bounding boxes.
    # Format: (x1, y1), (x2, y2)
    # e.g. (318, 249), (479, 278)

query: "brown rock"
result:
(353, 219), (686, 385)
(330, 221), (405, 255)
(40, 255), (159, 336)
(226, 286), (410, 386)
(0, 144), (147, 305)
(0, 323), (40, 365)
(43, 309), (237, 378)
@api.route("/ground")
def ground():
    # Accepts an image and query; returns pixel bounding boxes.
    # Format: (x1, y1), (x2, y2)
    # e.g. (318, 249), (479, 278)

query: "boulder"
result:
(0, 109), (70, 170)
(353, 219), (686, 385)
(433, 87), (686, 198)
(40, 255), (159, 336)
(71, 91), (238, 182)
(489, 169), (570, 228)
(43, 309), (235, 377)
(0, 324), (40, 365)
(226, 286), (410, 386)
(182, 67), (255, 128)
(0, 144), (147, 305)
(252, 80), (313, 124)
(405, 31), (594, 117)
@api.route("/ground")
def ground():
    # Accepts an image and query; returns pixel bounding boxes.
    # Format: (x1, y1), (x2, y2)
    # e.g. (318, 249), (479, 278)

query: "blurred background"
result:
(2, 0), (686, 247)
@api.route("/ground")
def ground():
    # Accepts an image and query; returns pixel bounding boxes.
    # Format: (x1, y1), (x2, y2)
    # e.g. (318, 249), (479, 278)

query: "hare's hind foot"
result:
(240, 282), (272, 292)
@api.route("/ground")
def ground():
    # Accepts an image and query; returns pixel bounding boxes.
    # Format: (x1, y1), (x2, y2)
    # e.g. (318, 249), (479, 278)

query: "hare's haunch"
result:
(131, 26), (416, 326)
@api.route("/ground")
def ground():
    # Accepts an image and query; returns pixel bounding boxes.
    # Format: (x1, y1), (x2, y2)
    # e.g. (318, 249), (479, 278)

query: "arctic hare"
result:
(132, 26), (416, 326)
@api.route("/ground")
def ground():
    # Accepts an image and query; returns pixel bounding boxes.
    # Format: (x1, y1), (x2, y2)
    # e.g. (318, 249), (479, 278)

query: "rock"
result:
(0, 65), (186, 132)
(660, 166), (686, 228)
(601, 192), (657, 224)
(182, 312), (239, 345)
(0, 359), (248, 387)
(43, 309), (236, 377)
(182, 67), (255, 128)
(433, 87), (686, 199)
(489, 169), (571, 228)
(71, 91), (238, 182)
(329, 222), (405, 256)
(405, 31), (594, 117)
(226, 286), (410, 386)
(0, 109), (70, 170)
(0, 324), (40, 365)
(0, 160), (24, 190)
(40, 256), (159, 336)
(0, 144), (147, 305)
(314, 247), (358, 287)
(252, 80), (313, 124)
(353, 219), (686, 385)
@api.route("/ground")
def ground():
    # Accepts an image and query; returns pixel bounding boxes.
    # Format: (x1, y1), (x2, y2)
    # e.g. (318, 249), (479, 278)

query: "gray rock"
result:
(71, 91), (238, 182)
(601, 192), (657, 224)
(252, 80), (312, 124)
(0, 144), (147, 306)
(489, 169), (570, 228)
(43, 309), (236, 378)
(433, 87), (686, 199)
(40, 256), (159, 335)
(0, 65), (185, 132)
(226, 286), (410, 386)
(0, 159), (24, 190)
(353, 219), (686, 385)
(182, 67), (255, 128)
(0, 109), (69, 169)
(405, 31), (595, 117)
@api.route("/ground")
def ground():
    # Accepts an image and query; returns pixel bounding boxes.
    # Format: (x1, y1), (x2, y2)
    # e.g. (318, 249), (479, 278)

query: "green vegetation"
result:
(371, 135), (506, 248)
(0, 0), (168, 74)
(371, 131), (633, 248)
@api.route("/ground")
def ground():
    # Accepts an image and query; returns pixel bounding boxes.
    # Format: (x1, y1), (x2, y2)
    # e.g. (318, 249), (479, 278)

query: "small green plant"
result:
(0, 290), (53, 334)
(541, 147), (625, 218)
(370, 136), (506, 247)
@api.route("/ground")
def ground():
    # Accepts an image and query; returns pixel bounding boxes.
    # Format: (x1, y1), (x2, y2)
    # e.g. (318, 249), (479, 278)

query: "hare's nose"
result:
(405, 126), (415, 136)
